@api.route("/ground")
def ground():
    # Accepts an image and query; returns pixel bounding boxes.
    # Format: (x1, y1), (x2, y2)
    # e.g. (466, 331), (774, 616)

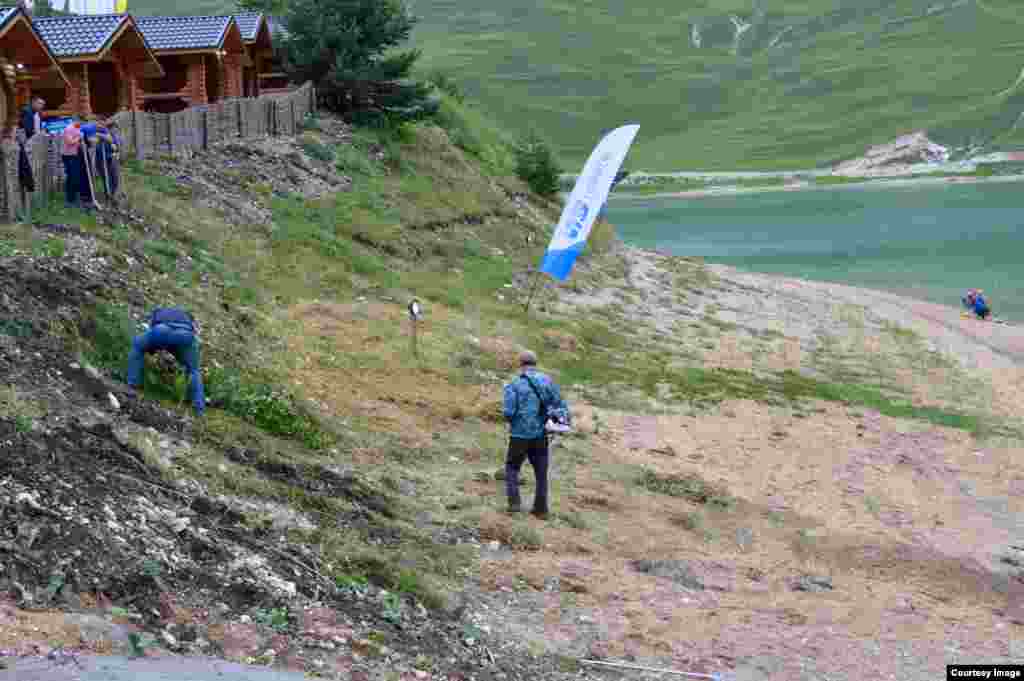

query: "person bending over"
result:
(127, 307), (206, 416)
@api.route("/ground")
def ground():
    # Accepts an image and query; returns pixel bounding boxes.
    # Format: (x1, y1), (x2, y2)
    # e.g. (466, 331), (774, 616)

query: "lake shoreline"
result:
(609, 172), (1024, 202)
(701, 259), (1024, 370)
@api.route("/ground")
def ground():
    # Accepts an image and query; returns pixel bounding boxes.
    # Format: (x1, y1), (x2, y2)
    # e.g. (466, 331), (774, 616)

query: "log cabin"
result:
(136, 15), (245, 114)
(32, 13), (163, 118)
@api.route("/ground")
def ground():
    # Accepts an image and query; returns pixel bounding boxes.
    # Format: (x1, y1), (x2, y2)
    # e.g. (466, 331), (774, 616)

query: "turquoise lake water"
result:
(605, 181), (1024, 322)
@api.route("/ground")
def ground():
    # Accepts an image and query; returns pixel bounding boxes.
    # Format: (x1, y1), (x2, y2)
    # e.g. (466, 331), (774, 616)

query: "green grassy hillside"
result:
(124, 0), (1024, 170)
(126, 0), (233, 15)
(409, 0), (1024, 170)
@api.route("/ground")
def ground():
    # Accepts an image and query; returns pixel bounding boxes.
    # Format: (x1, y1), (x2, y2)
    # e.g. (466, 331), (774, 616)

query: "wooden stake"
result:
(523, 269), (543, 314)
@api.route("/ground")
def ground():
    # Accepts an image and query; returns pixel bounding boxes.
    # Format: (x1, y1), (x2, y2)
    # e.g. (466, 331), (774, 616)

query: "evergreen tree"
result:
(236, 0), (288, 14)
(514, 132), (561, 197)
(31, 0), (70, 17)
(277, 0), (438, 124)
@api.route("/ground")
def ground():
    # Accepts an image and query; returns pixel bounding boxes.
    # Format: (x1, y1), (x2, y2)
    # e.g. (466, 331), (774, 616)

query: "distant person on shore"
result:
(972, 290), (992, 320)
(502, 350), (570, 519)
(127, 307), (206, 416)
(962, 289), (992, 320)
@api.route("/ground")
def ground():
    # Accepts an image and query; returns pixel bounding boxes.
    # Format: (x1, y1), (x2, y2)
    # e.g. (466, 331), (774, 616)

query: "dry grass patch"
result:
(282, 300), (501, 445)
(470, 395), (1022, 665)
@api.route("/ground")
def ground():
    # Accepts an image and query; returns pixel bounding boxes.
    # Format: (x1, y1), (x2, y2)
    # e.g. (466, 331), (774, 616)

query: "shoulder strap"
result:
(522, 374), (547, 419)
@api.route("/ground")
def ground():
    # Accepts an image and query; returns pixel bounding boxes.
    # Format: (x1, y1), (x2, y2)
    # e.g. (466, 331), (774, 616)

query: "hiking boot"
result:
(530, 510), (549, 521)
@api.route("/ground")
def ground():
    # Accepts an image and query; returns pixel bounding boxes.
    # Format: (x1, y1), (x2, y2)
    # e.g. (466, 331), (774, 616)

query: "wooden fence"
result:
(0, 82), (316, 221)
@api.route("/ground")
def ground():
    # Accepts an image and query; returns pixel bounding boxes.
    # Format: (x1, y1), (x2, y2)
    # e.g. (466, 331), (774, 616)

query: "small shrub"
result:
(793, 528), (817, 556)
(559, 510), (589, 530)
(254, 607), (290, 632)
(145, 173), (192, 198)
(300, 138), (336, 163)
(336, 573), (370, 596)
(81, 304), (136, 379)
(638, 469), (735, 509)
(336, 144), (380, 177)
(514, 132), (561, 197)
(509, 523), (543, 551)
(128, 632), (149, 658)
(426, 70), (465, 102)
(205, 366), (331, 450)
(381, 592), (403, 624)
(34, 237), (65, 259)
(140, 559), (162, 577)
(300, 113), (323, 132)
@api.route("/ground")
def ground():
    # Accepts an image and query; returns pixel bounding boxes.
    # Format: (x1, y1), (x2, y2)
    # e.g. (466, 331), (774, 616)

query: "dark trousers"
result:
(62, 155), (82, 206)
(506, 436), (549, 513)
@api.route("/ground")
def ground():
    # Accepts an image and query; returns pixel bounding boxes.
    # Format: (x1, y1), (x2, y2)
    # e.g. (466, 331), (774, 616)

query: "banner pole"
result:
(523, 269), (543, 314)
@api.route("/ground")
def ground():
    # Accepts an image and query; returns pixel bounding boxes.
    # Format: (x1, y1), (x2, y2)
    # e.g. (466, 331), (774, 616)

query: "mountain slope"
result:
(123, 0), (1024, 170)
(409, 0), (1024, 170)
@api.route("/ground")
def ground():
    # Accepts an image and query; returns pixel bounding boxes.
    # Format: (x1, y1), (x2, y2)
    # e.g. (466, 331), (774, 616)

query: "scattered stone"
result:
(161, 630), (179, 649)
(108, 393), (121, 410)
(631, 559), (704, 590)
(474, 471), (492, 483)
(794, 575), (834, 592)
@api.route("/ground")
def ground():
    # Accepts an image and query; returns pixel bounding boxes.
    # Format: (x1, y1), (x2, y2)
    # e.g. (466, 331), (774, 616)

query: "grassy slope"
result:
(3, 93), (1012, 627)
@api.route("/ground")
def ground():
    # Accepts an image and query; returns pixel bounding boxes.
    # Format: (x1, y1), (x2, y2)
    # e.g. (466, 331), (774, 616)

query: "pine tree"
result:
(276, 0), (438, 124)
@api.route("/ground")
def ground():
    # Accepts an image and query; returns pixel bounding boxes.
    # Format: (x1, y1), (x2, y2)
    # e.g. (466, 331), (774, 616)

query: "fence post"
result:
(133, 110), (143, 161)
(2, 142), (19, 223)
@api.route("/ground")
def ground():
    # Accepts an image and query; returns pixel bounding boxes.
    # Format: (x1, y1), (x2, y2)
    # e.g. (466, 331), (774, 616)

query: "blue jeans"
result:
(127, 325), (205, 415)
(63, 155), (83, 206)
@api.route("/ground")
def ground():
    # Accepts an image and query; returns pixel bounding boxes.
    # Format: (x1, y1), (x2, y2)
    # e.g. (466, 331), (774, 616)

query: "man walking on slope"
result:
(502, 350), (570, 519)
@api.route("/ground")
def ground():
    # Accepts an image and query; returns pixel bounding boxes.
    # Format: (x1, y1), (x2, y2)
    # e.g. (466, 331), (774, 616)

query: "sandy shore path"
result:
(708, 263), (1024, 371)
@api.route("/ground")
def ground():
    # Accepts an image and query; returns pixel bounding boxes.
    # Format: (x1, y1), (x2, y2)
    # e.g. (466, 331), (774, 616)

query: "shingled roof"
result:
(33, 13), (126, 58)
(0, 6), (69, 85)
(135, 15), (239, 52)
(0, 6), (17, 30)
(234, 12), (263, 43)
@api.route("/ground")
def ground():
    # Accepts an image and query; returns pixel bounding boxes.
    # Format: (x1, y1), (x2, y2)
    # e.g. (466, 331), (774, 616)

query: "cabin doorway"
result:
(89, 62), (120, 117)
(204, 55), (222, 102)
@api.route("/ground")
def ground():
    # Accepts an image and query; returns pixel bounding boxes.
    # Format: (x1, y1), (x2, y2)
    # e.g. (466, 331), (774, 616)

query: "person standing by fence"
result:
(20, 97), (45, 141)
(61, 120), (89, 210)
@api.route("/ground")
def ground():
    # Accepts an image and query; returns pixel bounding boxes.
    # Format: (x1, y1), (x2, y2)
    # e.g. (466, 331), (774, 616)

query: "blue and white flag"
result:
(539, 124), (639, 281)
